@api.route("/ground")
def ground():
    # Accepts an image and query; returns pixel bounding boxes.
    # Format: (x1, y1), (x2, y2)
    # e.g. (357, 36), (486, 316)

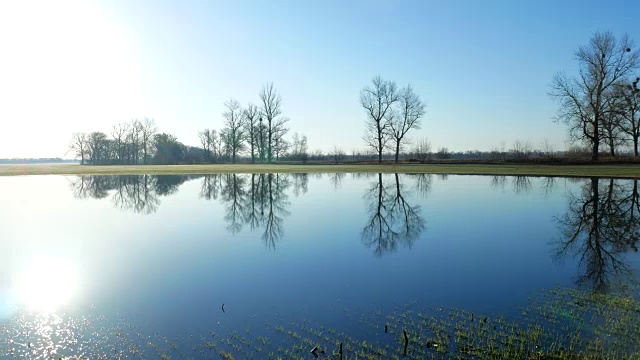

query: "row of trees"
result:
(550, 31), (640, 160)
(68, 83), (309, 165)
(197, 84), (308, 164)
(69, 118), (159, 165)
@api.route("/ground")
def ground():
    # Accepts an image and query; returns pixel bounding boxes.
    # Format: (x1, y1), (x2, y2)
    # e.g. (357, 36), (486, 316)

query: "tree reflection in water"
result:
(553, 178), (640, 293)
(69, 175), (195, 214)
(361, 173), (426, 257)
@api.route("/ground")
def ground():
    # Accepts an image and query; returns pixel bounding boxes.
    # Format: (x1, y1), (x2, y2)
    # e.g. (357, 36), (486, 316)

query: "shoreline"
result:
(1, 163), (640, 178)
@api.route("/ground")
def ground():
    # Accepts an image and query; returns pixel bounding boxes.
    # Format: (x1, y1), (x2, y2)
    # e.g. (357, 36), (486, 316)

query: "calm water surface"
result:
(1, 173), (638, 358)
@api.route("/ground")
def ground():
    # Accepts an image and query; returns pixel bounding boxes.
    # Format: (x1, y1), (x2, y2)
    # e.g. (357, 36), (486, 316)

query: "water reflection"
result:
(13, 256), (79, 312)
(200, 174), (292, 249)
(553, 178), (640, 293)
(69, 175), (197, 214)
(361, 173), (426, 257)
(490, 175), (533, 194)
(66, 174), (640, 277)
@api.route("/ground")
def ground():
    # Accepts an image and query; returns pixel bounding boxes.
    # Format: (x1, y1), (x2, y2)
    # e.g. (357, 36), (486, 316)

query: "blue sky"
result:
(0, 0), (638, 158)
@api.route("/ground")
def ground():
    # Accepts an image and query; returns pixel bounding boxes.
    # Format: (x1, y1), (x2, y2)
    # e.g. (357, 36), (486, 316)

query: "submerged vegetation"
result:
(3, 285), (640, 359)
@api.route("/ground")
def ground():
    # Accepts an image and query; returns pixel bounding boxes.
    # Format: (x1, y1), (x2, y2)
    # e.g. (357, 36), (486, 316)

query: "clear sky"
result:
(0, 0), (638, 158)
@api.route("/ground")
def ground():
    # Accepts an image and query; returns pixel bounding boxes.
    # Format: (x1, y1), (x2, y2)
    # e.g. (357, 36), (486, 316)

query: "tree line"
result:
(68, 83), (309, 165)
(66, 31), (640, 165)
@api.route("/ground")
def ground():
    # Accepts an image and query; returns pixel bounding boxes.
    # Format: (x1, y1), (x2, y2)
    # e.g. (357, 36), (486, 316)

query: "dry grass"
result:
(1, 163), (640, 178)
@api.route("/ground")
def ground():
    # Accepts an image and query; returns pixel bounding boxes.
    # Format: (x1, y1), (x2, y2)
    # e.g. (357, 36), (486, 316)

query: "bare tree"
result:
(540, 138), (555, 159)
(413, 137), (431, 163)
(271, 116), (289, 161)
(511, 140), (533, 160)
(613, 79), (640, 157)
(436, 147), (451, 160)
(211, 129), (222, 162)
(140, 118), (157, 165)
(126, 119), (143, 164)
(222, 99), (246, 163)
(329, 146), (346, 164)
(243, 103), (259, 163)
(388, 85), (425, 162)
(68, 132), (88, 165)
(111, 122), (128, 164)
(549, 31), (639, 161)
(87, 132), (108, 165)
(198, 128), (213, 162)
(360, 76), (399, 163)
(259, 83), (283, 162)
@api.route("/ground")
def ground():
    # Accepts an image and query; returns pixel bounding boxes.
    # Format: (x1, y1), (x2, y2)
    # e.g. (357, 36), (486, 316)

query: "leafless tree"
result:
(222, 99), (246, 163)
(198, 128), (213, 162)
(259, 83), (283, 162)
(126, 119), (143, 164)
(613, 79), (640, 157)
(87, 131), (108, 165)
(360, 76), (399, 163)
(540, 138), (555, 159)
(290, 132), (309, 163)
(112, 122), (129, 164)
(388, 85), (425, 162)
(549, 31), (639, 161)
(68, 132), (88, 165)
(329, 146), (346, 164)
(210, 129), (222, 162)
(436, 147), (451, 159)
(510, 140), (533, 160)
(271, 116), (290, 161)
(243, 103), (260, 163)
(140, 118), (157, 165)
(413, 137), (431, 163)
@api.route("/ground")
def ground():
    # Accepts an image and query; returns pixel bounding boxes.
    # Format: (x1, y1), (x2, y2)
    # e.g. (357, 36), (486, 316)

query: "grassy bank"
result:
(1, 163), (639, 178)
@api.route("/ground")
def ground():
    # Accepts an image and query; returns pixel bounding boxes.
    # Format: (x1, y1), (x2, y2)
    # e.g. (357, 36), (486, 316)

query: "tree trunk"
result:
(395, 142), (400, 163)
(634, 137), (638, 158)
(268, 123), (272, 163)
(592, 117), (600, 161)
(377, 127), (383, 163)
(609, 139), (615, 157)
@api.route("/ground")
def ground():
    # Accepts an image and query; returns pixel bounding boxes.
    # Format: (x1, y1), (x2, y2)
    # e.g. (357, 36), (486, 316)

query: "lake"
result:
(1, 173), (639, 359)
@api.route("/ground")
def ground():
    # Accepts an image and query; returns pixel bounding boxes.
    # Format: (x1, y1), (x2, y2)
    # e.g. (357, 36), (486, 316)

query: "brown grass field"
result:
(0, 163), (639, 178)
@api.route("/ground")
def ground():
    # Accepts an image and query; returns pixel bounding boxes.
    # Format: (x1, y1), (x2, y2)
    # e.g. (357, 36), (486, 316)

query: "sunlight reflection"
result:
(13, 256), (79, 312)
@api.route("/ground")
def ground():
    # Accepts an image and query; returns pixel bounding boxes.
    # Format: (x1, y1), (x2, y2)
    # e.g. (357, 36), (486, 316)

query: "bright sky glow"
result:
(0, 0), (639, 158)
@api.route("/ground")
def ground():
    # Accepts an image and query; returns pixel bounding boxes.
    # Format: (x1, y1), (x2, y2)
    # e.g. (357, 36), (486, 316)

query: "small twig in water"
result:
(403, 330), (409, 356)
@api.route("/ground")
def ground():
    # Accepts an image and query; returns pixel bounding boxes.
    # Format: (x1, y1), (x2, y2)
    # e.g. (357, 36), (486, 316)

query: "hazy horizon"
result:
(1, 0), (639, 159)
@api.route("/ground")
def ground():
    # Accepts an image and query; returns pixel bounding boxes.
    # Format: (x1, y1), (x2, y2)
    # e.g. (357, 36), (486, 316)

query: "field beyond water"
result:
(1, 163), (640, 178)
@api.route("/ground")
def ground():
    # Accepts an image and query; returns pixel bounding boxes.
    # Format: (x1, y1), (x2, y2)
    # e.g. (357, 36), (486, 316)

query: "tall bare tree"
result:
(361, 76), (399, 163)
(198, 128), (213, 162)
(126, 119), (143, 164)
(614, 79), (640, 157)
(549, 31), (639, 161)
(87, 132), (108, 165)
(222, 99), (246, 163)
(259, 83), (283, 162)
(243, 103), (259, 163)
(413, 137), (431, 163)
(271, 116), (289, 161)
(111, 122), (129, 164)
(68, 132), (88, 165)
(140, 118), (157, 165)
(388, 85), (425, 162)
(210, 129), (222, 162)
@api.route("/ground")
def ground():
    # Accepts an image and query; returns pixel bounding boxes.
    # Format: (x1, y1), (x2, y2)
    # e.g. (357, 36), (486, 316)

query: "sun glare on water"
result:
(13, 256), (79, 312)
